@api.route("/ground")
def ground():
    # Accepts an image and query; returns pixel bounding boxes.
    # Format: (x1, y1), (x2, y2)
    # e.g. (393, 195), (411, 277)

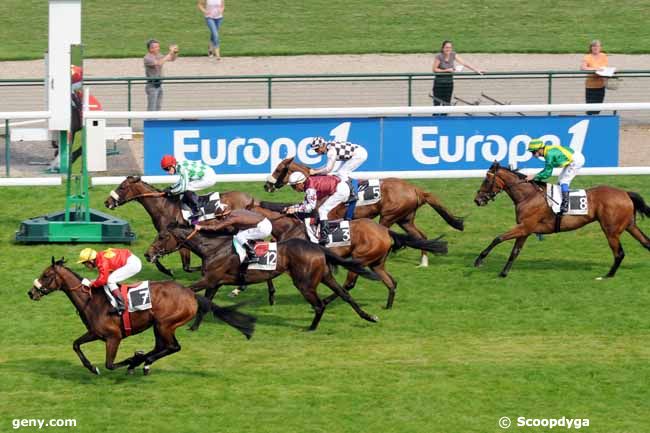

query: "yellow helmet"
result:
(527, 139), (545, 152)
(77, 248), (97, 263)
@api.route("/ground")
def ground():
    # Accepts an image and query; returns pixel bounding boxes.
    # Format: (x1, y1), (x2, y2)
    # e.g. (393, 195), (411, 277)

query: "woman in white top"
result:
(198, 0), (225, 59)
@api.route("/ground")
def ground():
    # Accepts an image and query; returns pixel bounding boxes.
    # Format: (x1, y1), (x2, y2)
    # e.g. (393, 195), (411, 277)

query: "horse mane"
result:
(259, 200), (294, 213)
(496, 163), (528, 180)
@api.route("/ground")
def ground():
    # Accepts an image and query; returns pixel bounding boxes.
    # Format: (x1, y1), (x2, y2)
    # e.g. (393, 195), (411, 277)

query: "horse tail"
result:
(419, 189), (465, 231)
(320, 247), (381, 281)
(628, 192), (650, 218)
(388, 231), (448, 255)
(195, 296), (256, 339)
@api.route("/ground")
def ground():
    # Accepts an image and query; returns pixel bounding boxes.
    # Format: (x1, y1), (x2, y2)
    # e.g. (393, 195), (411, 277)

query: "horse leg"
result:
(104, 336), (129, 371)
(267, 280), (276, 306)
(398, 216), (430, 267)
(601, 233), (625, 279)
(323, 272), (358, 306)
(143, 328), (181, 376)
(474, 224), (528, 268)
(321, 273), (378, 324)
(127, 327), (165, 373)
(297, 286), (326, 331)
(189, 284), (222, 331)
(499, 235), (530, 278)
(72, 331), (100, 375)
(373, 266), (398, 309)
(626, 224), (650, 251)
(180, 248), (202, 273)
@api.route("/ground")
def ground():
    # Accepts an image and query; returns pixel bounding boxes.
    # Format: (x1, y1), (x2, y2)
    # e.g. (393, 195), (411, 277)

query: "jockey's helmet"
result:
(310, 136), (327, 150)
(288, 172), (307, 185)
(77, 248), (97, 264)
(527, 139), (545, 153)
(160, 155), (177, 170)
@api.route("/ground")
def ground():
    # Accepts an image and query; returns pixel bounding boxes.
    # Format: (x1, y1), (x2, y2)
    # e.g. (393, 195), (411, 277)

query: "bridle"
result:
(108, 188), (165, 206)
(150, 227), (200, 258)
(479, 166), (533, 201)
(33, 267), (89, 297)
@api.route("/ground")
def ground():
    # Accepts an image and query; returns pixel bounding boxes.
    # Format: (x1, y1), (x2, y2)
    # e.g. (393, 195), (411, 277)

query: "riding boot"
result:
(319, 220), (330, 245)
(347, 179), (357, 202)
(243, 242), (260, 264)
(560, 191), (570, 215)
(183, 191), (202, 223)
(110, 289), (126, 315)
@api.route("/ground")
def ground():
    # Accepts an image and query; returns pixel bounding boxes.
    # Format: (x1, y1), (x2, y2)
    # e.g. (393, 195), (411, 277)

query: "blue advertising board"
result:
(144, 115), (619, 175)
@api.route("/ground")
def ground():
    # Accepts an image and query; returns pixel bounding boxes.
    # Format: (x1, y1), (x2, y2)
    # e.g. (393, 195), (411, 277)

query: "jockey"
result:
(526, 139), (585, 214)
(308, 137), (368, 183)
(77, 247), (143, 315)
(160, 155), (218, 224)
(284, 172), (350, 245)
(197, 208), (273, 265)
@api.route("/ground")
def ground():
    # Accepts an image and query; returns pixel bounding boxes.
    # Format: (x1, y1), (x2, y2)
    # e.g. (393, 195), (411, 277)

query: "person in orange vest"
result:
(77, 248), (142, 315)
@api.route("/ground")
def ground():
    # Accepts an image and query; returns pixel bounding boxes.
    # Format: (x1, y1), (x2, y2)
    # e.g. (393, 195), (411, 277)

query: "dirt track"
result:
(1, 53), (649, 176)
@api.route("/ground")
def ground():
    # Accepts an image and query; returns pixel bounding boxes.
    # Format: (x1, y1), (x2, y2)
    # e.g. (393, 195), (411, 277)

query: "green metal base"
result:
(15, 209), (136, 243)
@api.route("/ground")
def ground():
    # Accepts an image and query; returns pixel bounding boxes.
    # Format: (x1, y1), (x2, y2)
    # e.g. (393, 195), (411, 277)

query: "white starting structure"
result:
(14, 0), (135, 243)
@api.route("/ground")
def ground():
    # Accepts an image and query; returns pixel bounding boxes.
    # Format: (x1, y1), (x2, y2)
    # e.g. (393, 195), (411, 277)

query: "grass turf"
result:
(1, 176), (650, 432)
(1, 1), (650, 60)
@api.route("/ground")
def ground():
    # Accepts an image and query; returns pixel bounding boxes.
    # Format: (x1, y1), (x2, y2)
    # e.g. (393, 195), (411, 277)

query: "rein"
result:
(111, 189), (165, 205)
(482, 169), (535, 200)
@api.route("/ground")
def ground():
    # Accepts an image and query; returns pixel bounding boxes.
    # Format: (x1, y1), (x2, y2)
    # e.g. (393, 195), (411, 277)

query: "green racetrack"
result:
(2, 176), (650, 433)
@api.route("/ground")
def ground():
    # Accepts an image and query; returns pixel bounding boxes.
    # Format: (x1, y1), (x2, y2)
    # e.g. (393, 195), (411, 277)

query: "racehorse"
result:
(28, 258), (256, 375)
(145, 225), (381, 331)
(254, 202), (448, 308)
(263, 157), (464, 266)
(104, 176), (254, 274)
(474, 161), (650, 278)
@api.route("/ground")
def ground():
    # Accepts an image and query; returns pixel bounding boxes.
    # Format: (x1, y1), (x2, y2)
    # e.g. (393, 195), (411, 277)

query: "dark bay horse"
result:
(145, 226), (380, 331)
(28, 258), (256, 375)
(254, 202), (448, 308)
(263, 157), (464, 266)
(474, 162), (650, 278)
(104, 176), (254, 273)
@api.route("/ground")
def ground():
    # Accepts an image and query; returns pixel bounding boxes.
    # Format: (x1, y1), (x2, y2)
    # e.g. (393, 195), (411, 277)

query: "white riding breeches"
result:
(558, 153), (585, 186)
(106, 255), (142, 291)
(318, 182), (351, 220)
(234, 218), (273, 262)
(333, 147), (368, 181)
(186, 167), (218, 191)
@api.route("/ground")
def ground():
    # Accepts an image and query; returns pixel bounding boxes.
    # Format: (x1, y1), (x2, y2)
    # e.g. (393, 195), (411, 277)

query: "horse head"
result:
(105, 176), (155, 209)
(475, 162), (530, 206)
(144, 224), (193, 262)
(28, 257), (71, 300)
(264, 157), (296, 192)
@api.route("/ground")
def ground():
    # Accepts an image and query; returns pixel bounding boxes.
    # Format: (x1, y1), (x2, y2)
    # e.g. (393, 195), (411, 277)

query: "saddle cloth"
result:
(304, 218), (352, 247)
(546, 184), (589, 215)
(355, 179), (381, 206)
(248, 242), (278, 271)
(181, 192), (224, 222)
(104, 281), (152, 337)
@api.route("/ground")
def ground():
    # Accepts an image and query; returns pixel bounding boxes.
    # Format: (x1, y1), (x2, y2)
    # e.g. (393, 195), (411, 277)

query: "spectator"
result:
(432, 40), (484, 116)
(198, 0), (225, 60)
(581, 39), (609, 115)
(143, 39), (179, 111)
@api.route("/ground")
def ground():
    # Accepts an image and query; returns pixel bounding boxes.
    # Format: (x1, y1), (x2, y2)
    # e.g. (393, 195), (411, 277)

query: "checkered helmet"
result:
(310, 136), (327, 150)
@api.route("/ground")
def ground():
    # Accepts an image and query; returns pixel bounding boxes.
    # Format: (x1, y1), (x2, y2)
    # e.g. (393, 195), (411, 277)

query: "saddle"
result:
(181, 192), (224, 223)
(303, 218), (352, 247)
(545, 184), (589, 216)
(105, 282), (152, 337)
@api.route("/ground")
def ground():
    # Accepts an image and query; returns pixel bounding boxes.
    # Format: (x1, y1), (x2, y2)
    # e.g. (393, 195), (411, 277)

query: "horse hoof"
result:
(474, 258), (483, 267)
(499, 272), (508, 278)
(229, 289), (241, 298)
(91, 366), (100, 375)
(127, 368), (135, 375)
(134, 350), (145, 357)
(370, 315), (379, 323)
(188, 325), (198, 332)
(143, 365), (151, 376)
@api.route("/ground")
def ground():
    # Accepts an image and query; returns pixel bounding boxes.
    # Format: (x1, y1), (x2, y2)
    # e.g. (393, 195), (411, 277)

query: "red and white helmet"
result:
(310, 136), (327, 150)
(160, 155), (177, 170)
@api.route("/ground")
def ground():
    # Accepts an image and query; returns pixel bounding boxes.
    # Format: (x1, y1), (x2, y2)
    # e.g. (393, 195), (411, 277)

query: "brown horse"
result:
(474, 161), (650, 278)
(104, 176), (254, 273)
(145, 226), (380, 331)
(28, 258), (256, 375)
(254, 202), (448, 308)
(263, 157), (464, 266)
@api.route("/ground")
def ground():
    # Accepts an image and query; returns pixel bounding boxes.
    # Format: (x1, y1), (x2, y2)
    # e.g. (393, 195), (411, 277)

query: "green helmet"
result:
(527, 139), (545, 152)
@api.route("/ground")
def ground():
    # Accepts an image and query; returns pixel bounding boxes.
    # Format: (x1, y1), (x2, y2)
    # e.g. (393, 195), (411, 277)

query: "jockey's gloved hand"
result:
(162, 187), (174, 197)
(81, 278), (92, 287)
